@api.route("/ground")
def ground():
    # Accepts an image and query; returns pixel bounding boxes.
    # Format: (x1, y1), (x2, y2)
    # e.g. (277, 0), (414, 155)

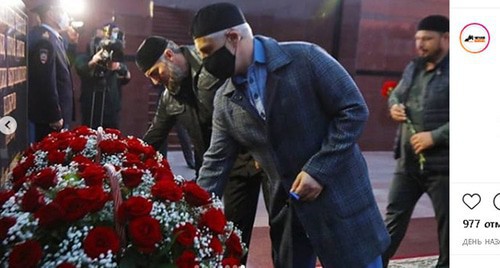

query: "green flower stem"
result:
(406, 118), (426, 171)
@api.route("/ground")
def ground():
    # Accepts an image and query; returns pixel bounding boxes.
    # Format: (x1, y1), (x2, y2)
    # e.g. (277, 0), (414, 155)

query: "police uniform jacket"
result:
(28, 25), (73, 124)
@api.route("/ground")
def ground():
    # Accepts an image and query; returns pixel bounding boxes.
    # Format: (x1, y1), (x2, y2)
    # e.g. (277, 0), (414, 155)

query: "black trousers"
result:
(223, 171), (270, 265)
(33, 123), (68, 142)
(382, 160), (449, 268)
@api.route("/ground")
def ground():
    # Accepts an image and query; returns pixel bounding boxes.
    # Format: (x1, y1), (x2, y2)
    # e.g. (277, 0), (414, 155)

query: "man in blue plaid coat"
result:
(192, 3), (390, 267)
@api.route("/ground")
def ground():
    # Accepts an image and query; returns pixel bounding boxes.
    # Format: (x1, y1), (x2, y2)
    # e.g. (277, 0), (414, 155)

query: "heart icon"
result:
(494, 194), (500, 210)
(463, 193), (481, 210)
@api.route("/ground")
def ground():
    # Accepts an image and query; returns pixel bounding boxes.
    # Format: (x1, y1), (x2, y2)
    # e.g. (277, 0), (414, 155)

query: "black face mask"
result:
(202, 45), (235, 80)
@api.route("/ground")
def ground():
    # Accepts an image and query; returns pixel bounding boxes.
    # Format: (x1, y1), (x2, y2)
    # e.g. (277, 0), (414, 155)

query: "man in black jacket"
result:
(136, 36), (269, 264)
(75, 27), (131, 129)
(383, 15), (449, 268)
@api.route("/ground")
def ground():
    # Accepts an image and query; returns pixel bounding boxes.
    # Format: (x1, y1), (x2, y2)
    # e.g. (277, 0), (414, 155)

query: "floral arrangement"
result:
(0, 126), (245, 268)
(381, 80), (398, 98)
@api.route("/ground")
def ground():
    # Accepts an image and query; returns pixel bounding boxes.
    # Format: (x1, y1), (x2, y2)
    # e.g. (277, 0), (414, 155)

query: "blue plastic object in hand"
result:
(289, 191), (300, 200)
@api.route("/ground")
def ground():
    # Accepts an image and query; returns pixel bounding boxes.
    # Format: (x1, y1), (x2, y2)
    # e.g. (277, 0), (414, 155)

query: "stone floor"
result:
(166, 150), (435, 228)
(167, 150), (438, 267)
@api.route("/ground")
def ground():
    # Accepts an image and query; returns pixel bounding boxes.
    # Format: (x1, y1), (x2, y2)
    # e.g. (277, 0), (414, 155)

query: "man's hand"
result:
(290, 171), (323, 202)
(65, 27), (79, 44)
(410, 131), (434, 154)
(107, 61), (120, 71)
(389, 104), (407, 122)
(89, 49), (105, 67)
(49, 119), (64, 131)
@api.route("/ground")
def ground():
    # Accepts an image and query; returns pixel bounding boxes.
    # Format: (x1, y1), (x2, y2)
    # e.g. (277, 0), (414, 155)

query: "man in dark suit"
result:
(191, 3), (389, 267)
(28, 0), (74, 141)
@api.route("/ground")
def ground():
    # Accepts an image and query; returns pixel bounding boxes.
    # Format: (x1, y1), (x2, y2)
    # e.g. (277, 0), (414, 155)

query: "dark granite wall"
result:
(25, 0), (448, 150)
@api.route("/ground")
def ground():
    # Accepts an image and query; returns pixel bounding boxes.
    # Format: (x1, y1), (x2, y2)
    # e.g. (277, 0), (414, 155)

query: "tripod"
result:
(89, 68), (109, 129)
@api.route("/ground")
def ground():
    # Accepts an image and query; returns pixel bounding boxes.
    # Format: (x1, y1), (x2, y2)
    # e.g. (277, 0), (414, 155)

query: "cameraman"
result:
(75, 27), (131, 129)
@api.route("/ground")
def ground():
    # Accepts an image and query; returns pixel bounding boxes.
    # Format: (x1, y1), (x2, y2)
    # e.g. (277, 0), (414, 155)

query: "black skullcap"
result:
(191, 2), (246, 38)
(417, 15), (449, 33)
(135, 36), (168, 73)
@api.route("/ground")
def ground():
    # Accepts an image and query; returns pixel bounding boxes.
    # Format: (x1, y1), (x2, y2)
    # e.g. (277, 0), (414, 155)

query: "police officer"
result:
(28, 0), (74, 141)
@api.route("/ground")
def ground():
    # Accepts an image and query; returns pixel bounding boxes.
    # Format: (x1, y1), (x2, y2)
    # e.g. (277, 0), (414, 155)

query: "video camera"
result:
(89, 23), (125, 78)
(96, 39), (124, 64)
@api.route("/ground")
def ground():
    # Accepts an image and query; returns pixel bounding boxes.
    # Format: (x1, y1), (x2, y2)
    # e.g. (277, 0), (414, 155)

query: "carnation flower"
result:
(381, 80), (397, 97)
(0, 126), (246, 267)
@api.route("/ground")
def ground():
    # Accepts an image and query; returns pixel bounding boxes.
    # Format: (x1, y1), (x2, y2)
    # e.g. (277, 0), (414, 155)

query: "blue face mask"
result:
(202, 45), (235, 80)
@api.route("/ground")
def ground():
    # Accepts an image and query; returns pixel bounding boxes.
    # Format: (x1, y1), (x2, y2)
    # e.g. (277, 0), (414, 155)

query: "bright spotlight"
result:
(61, 0), (86, 16)
(5, 0), (24, 8)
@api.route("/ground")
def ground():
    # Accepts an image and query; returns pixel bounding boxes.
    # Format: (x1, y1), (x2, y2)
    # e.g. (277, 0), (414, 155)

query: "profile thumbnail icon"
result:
(460, 22), (490, 53)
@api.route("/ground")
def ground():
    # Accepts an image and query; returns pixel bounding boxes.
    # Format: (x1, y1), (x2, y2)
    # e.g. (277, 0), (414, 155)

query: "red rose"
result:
(200, 208), (227, 234)
(144, 158), (159, 171)
(39, 139), (58, 151)
(121, 168), (143, 189)
(183, 181), (211, 206)
(83, 226), (121, 259)
(209, 236), (223, 255)
(73, 155), (94, 170)
(142, 145), (156, 159)
(54, 130), (75, 143)
(0, 217), (16, 240)
(123, 153), (144, 168)
(151, 180), (183, 202)
(8, 240), (43, 268)
(12, 154), (34, 180)
(125, 152), (140, 162)
(69, 136), (87, 152)
(32, 168), (57, 189)
(73, 126), (94, 136)
(117, 196), (152, 223)
(80, 164), (107, 186)
(54, 188), (89, 222)
(152, 166), (174, 182)
(34, 202), (64, 229)
(77, 186), (110, 213)
(0, 190), (14, 207)
(21, 187), (45, 212)
(56, 136), (71, 150)
(12, 175), (29, 191)
(173, 223), (197, 247)
(125, 137), (146, 155)
(175, 250), (198, 268)
(99, 139), (127, 154)
(47, 150), (66, 164)
(225, 232), (244, 257)
(104, 128), (122, 137)
(23, 154), (35, 167)
(12, 164), (27, 180)
(128, 216), (163, 253)
(381, 80), (398, 98)
(222, 257), (241, 267)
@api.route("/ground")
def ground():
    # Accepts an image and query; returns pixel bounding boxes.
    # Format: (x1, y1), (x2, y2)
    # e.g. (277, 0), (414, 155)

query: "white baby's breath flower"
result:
(1, 127), (246, 267)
